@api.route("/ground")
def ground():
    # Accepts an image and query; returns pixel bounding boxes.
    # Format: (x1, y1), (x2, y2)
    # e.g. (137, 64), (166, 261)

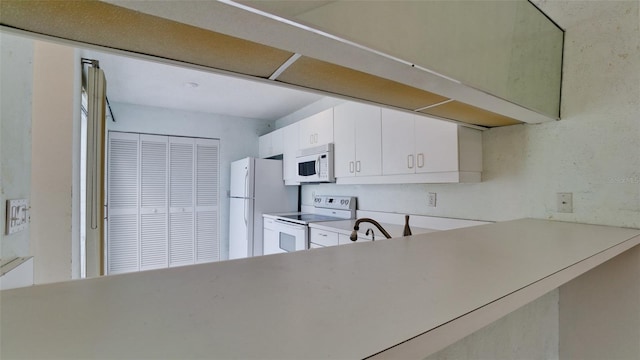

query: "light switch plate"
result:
(6, 199), (29, 235)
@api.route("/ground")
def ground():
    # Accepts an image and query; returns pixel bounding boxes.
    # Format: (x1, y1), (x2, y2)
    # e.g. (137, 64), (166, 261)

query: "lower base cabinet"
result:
(310, 228), (372, 248)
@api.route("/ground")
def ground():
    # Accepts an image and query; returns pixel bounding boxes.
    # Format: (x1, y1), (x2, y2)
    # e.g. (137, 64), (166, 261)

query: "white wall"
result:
(0, 32), (33, 259)
(107, 102), (272, 260)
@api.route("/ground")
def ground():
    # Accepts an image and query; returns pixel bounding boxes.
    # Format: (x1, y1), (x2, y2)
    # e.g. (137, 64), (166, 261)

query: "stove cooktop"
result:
(277, 213), (344, 223)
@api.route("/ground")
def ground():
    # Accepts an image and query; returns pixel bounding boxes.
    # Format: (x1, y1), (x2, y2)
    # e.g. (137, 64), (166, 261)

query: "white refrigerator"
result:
(229, 157), (298, 259)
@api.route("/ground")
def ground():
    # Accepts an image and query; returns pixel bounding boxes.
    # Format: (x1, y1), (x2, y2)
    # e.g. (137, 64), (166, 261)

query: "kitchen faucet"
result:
(350, 215), (412, 242)
(350, 218), (392, 241)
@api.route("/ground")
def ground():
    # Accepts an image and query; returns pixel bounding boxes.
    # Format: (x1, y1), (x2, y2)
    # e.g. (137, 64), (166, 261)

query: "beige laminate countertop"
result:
(2, 219), (639, 359)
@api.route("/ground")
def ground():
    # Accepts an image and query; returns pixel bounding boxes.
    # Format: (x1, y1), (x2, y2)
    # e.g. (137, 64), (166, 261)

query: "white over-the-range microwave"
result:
(295, 143), (335, 183)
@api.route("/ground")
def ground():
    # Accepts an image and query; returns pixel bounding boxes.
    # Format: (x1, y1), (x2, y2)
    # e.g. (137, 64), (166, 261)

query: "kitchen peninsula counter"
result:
(2, 219), (639, 359)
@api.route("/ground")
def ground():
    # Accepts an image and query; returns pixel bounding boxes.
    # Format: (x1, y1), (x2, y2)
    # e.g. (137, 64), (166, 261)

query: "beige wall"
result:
(560, 245), (640, 359)
(30, 40), (76, 284)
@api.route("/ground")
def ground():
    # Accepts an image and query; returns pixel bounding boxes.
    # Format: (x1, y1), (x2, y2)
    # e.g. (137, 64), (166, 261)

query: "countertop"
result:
(309, 219), (436, 239)
(2, 219), (639, 359)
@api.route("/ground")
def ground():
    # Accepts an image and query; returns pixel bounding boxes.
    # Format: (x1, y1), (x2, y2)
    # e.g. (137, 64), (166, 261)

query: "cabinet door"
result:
(338, 233), (372, 245)
(354, 105), (382, 177)
(414, 117), (459, 173)
(333, 103), (357, 178)
(310, 228), (339, 247)
(282, 123), (299, 183)
(381, 108), (415, 175)
(298, 108), (334, 148)
(314, 108), (334, 145)
(271, 128), (284, 156)
(258, 132), (271, 158)
(259, 129), (284, 158)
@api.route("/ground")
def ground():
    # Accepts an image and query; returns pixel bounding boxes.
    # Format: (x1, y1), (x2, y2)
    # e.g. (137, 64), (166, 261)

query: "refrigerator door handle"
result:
(244, 169), (249, 199)
(244, 199), (248, 226)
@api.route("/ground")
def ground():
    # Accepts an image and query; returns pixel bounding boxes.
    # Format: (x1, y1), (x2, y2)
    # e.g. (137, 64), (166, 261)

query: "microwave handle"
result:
(316, 155), (321, 175)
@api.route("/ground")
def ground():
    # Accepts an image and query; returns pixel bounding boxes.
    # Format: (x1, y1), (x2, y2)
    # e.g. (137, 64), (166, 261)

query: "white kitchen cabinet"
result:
(414, 117), (458, 173)
(338, 233), (372, 245)
(258, 128), (283, 159)
(381, 108), (417, 175)
(310, 228), (339, 247)
(310, 227), (372, 248)
(282, 122), (300, 185)
(298, 108), (333, 149)
(381, 108), (482, 181)
(333, 102), (382, 178)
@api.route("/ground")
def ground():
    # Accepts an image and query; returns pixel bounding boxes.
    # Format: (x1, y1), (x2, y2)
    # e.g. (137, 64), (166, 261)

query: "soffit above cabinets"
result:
(0, 0), (293, 78)
(0, 0), (563, 128)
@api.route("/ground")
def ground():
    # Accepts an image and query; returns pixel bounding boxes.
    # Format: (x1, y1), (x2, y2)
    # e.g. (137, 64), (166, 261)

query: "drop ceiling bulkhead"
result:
(0, 0), (562, 128)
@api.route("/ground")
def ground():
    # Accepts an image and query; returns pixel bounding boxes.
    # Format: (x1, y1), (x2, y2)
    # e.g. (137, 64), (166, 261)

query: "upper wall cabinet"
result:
(282, 123), (300, 185)
(298, 108), (334, 149)
(373, 109), (482, 184)
(263, 103), (482, 184)
(5, 1), (563, 128)
(333, 102), (382, 178)
(258, 127), (283, 159)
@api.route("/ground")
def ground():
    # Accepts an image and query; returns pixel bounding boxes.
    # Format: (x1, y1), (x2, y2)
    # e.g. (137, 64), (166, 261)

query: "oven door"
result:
(263, 217), (308, 255)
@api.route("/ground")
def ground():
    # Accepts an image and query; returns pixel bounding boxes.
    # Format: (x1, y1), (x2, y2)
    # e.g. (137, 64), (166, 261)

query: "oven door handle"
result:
(274, 219), (306, 230)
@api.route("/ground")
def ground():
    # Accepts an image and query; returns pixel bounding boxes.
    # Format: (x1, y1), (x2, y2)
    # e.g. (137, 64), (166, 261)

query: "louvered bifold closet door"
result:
(169, 137), (195, 267)
(140, 135), (169, 270)
(107, 132), (140, 274)
(195, 139), (220, 263)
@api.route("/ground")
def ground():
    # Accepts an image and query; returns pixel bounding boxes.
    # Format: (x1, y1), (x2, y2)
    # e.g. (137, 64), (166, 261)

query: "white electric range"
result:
(262, 195), (356, 255)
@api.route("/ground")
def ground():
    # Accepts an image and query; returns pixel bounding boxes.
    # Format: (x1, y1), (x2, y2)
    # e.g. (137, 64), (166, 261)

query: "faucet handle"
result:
(403, 215), (412, 236)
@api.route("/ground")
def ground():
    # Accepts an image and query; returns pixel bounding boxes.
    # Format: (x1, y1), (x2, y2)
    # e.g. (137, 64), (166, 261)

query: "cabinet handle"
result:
(417, 153), (424, 168)
(314, 133), (319, 143)
(356, 160), (361, 173)
(319, 233), (327, 237)
(349, 161), (355, 173)
(407, 154), (414, 169)
(310, 134), (313, 144)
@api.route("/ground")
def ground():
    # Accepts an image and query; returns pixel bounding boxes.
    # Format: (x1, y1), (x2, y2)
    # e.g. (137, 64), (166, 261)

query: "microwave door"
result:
(298, 159), (316, 177)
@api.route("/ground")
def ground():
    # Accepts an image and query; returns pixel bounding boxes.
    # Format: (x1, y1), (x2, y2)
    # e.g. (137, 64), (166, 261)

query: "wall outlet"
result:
(427, 192), (437, 207)
(557, 192), (573, 213)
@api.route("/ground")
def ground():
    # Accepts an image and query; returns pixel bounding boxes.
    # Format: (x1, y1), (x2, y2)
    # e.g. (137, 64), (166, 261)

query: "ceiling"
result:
(80, 49), (325, 121)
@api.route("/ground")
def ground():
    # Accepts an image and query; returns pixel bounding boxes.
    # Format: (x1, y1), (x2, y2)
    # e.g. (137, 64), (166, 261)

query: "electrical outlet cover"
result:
(427, 192), (437, 207)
